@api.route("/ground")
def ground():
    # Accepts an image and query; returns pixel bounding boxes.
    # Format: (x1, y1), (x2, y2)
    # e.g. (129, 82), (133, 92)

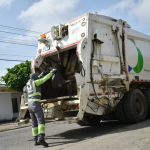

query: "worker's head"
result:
(30, 73), (39, 80)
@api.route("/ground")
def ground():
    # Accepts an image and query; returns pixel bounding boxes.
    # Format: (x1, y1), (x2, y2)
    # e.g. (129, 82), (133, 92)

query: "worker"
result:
(27, 69), (57, 147)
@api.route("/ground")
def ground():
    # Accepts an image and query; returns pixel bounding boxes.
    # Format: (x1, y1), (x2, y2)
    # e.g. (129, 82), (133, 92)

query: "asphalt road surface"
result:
(0, 120), (150, 150)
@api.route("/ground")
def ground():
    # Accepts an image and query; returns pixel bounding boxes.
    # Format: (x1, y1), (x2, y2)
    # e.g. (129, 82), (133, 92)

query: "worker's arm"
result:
(35, 72), (54, 86)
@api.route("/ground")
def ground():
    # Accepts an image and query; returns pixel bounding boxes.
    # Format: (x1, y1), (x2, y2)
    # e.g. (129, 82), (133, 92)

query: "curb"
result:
(0, 123), (31, 132)
(0, 119), (66, 132)
(0, 120), (56, 132)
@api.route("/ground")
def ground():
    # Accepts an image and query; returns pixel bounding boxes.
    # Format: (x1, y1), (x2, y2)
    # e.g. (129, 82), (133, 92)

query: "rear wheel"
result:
(123, 89), (147, 123)
(115, 97), (128, 123)
(143, 88), (150, 118)
(77, 115), (102, 126)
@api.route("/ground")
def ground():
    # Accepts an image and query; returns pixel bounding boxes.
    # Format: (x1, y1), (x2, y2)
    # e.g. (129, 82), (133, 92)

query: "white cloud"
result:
(98, 0), (150, 32)
(0, 0), (14, 8)
(129, 0), (150, 26)
(98, 0), (134, 16)
(18, 0), (81, 33)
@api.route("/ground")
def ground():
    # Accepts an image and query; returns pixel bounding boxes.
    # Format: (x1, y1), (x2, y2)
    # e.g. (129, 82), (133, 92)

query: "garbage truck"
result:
(17, 12), (150, 125)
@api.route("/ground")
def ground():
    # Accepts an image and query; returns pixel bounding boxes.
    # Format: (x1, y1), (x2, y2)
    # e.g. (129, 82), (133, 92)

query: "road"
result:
(0, 120), (150, 150)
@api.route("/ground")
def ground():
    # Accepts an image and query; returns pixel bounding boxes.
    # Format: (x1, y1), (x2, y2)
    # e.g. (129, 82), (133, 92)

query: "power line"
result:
(0, 49), (36, 54)
(0, 51), (36, 56)
(0, 59), (31, 62)
(0, 49), (36, 55)
(0, 40), (37, 47)
(0, 56), (32, 61)
(0, 24), (42, 34)
(0, 57), (32, 60)
(0, 36), (37, 44)
(0, 31), (38, 38)
(0, 54), (34, 57)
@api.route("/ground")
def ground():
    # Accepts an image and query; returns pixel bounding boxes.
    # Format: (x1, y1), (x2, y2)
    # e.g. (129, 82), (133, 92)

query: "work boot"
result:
(37, 140), (48, 147)
(35, 141), (41, 146)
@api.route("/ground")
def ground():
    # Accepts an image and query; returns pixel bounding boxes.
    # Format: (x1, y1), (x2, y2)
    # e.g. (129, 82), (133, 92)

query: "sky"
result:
(0, 0), (150, 78)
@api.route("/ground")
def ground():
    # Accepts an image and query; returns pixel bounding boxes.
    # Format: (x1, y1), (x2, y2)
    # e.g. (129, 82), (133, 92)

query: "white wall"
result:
(0, 93), (13, 121)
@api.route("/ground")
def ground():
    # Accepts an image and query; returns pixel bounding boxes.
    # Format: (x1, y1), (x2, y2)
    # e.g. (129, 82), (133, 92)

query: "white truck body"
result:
(18, 13), (150, 125)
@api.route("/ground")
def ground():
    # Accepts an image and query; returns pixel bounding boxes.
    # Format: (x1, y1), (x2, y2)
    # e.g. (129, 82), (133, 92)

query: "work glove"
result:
(51, 68), (57, 74)
(40, 71), (48, 77)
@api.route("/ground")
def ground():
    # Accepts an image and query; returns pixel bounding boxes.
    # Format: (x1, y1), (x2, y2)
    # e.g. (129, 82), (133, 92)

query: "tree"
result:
(0, 60), (31, 92)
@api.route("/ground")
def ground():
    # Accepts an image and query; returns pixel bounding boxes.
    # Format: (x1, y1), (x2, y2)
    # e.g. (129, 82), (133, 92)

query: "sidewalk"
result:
(0, 119), (57, 132)
(0, 121), (31, 132)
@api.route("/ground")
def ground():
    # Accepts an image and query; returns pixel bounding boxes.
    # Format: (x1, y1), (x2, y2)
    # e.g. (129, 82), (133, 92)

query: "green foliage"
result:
(0, 60), (31, 92)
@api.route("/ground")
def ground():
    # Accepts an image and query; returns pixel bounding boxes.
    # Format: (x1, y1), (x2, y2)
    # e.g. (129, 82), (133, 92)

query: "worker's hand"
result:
(51, 69), (57, 74)
(40, 71), (48, 77)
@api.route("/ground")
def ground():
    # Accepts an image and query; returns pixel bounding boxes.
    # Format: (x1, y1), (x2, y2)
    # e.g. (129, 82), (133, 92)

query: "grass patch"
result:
(0, 128), (9, 131)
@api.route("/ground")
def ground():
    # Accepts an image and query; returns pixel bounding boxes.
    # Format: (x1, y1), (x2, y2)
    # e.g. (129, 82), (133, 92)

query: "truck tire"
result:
(123, 89), (147, 123)
(115, 98), (128, 123)
(143, 88), (150, 118)
(77, 115), (102, 126)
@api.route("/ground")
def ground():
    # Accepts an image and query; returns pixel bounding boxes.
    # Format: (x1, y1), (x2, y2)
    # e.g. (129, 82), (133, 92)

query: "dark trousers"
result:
(28, 101), (45, 141)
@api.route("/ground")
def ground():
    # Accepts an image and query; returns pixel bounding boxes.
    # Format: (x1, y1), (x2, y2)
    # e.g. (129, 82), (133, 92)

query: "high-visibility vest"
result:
(27, 72), (53, 102)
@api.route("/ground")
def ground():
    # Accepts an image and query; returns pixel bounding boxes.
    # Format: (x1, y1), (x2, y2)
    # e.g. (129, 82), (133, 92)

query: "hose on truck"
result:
(90, 39), (99, 99)
(90, 39), (113, 111)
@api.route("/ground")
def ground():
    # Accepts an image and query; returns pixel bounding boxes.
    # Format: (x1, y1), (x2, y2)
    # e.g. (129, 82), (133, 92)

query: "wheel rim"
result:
(135, 98), (144, 116)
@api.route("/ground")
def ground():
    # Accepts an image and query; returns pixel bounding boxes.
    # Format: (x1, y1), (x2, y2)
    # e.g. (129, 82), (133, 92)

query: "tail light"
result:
(62, 108), (67, 111)
(81, 32), (85, 37)
(41, 34), (46, 38)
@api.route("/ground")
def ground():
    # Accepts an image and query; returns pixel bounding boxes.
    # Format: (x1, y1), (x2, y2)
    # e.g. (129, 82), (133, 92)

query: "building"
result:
(0, 84), (22, 121)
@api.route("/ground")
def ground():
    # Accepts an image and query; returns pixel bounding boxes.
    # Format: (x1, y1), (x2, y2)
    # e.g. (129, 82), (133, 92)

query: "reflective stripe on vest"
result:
(28, 92), (41, 97)
(28, 99), (41, 102)
(33, 81), (36, 94)
(29, 81), (41, 98)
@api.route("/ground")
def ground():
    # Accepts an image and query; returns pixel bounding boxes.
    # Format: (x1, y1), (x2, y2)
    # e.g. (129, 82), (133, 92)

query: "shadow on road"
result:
(45, 119), (150, 147)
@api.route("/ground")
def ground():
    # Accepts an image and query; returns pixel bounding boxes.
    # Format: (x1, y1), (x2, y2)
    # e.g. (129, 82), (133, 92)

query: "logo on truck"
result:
(128, 39), (143, 73)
